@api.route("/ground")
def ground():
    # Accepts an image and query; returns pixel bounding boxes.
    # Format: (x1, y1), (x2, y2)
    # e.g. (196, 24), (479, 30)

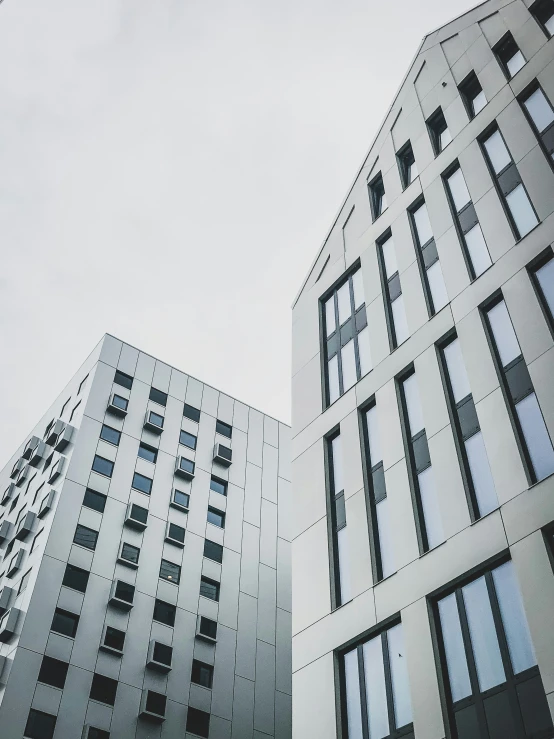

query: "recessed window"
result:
(119, 542), (140, 566)
(102, 626), (126, 652)
(51, 608), (79, 638)
(89, 673), (118, 706)
(368, 172), (387, 221)
(427, 107), (452, 155)
(531, 251), (554, 330)
(177, 457), (195, 476)
(62, 563), (89, 593)
(172, 489), (190, 509)
(113, 580), (135, 605)
(69, 401), (81, 423)
(159, 559), (181, 584)
(530, 0), (554, 37)
(153, 599), (176, 627)
(396, 140), (418, 188)
(179, 430), (197, 449)
(38, 655), (69, 689)
(191, 659), (214, 689)
(186, 707), (210, 738)
(199, 616), (218, 640)
(92, 455), (114, 478)
(210, 476), (227, 496)
(459, 71), (487, 119)
(100, 425), (121, 446)
(149, 387), (168, 406)
(200, 576), (220, 601)
(410, 200), (449, 314)
(167, 522), (186, 544)
(111, 394), (128, 412)
(203, 539), (223, 563)
(24, 709), (57, 739)
(73, 524), (98, 551)
(183, 403), (201, 422)
(132, 472), (153, 495)
(114, 370), (133, 389)
(327, 431), (351, 606)
(207, 507), (225, 529)
(144, 690), (167, 717)
(520, 82), (554, 164)
(378, 231), (410, 349)
(138, 442), (158, 463)
(493, 32), (526, 78)
(215, 419), (232, 438)
(83, 488), (107, 513)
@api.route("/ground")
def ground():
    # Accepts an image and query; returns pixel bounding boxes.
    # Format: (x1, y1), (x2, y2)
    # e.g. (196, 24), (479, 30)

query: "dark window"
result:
(183, 403), (201, 422)
(396, 140), (418, 188)
(129, 503), (148, 525)
(409, 199), (448, 316)
(78, 374), (89, 394)
(87, 729), (110, 739)
(18, 568), (32, 595)
(179, 430), (197, 449)
(200, 576), (220, 601)
(168, 522), (186, 543)
(186, 707), (210, 738)
(145, 690), (167, 716)
(147, 410), (164, 429)
(38, 656), (69, 689)
(100, 425), (121, 446)
(73, 524), (98, 551)
(493, 31), (526, 79)
(519, 81), (554, 166)
(103, 626), (125, 652)
(203, 540), (223, 563)
(368, 172), (387, 221)
(83, 488), (107, 513)
(24, 709), (57, 739)
(160, 559), (181, 584)
(210, 476), (227, 496)
(149, 387), (168, 406)
(178, 457), (195, 475)
(459, 71), (487, 119)
(62, 563), (89, 593)
(530, 0), (554, 37)
(207, 507), (225, 529)
(111, 394), (128, 411)
(92, 455), (114, 478)
(326, 431), (350, 607)
(114, 370), (133, 389)
(530, 250), (554, 333)
(377, 231), (410, 350)
(191, 659), (214, 689)
(153, 642), (173, 666)
(31, 529), (44, 554)
(138, 442), (158, 463)
(114, 580), (135, 603)
(215, 419), (232, 438)
(216, 444), (232, 461)
(172, 489), (190, 508)
(69, 401), (81, 423)
(120, 542), (140, 565)
(51, 608), (79, 638)
(199, 616), (218, 640)
(426, 107), (452, 155)
(89, 673), (118, 706)
(132, 472), (152, 495)
(153, 599), (176, 627)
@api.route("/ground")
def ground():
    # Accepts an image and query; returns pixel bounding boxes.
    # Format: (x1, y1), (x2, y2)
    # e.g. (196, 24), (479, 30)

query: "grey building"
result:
(291, 1), (554, 738)
(0, 335), (291, 739)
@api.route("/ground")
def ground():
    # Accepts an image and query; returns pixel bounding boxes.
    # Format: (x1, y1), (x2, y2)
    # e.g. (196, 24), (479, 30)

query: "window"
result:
(340, 622), (412, 739)
(396, 140), (418, 188)
(177, 457), (195, 476)
(153, 599), (176, 627)
(530, 250), (554, 332)
(92, 455), (114, 478)
(172, 489), (190, 509)
(210, 476), (227, 496)
(24, 709), (57, 739)
(38, 656), (69, 689)
(493, 32), (526, 79)
(83, 488), (107, 513)
(132, 472), (153, 495)
(410, 200), (448, 315)
(326, 432), (351, 607)
(147, 410), (164, 429)
(216, 419), (232, 438)
(152, 642), (173, 667)
(137, 442), (158, 463)
(69, 401), (81, 423)
(113, 580), (135, 604)
(398, 370), (444, 552)
(87, 728), (110, 739)
(119, 542), (140, 566)
(51, 608), (79, 638)
(128, 503), (148, 526)
(435, 560), (552, 739)
(111, 394), (128, 412)
(368, 172), (387, 221)
(159, 559), (181, 584)
(114, 370), (133, 389)
(144, 690), (167, 717)
(530, 0), (554, 37)
(520, 82), (554, 164)
(183, 403), (201, 422)
(199, 616), (218, 640)
(207, 507), (225, 529)
(459, 71), (487, 119)
(427, 107), (452, 155)
(444, 163), (492, 278)
(89, 673), (118, 706)
(438, 335), (498, 519)
(484, 297), (554, 482)
(203, 540), (223, 563)
(62, 563), (89, 593)
(378, 232), (409, 349)
(186, 707), (210, 738)
(191, 659), (214, 689)
(32, 482), (45, 506)
(149, 387), (167, 406)
(167, 522), (186, 544)
(100, 425), (120, 446)
(73, 524), (98, 551)
(322, 267), (371, 405)
(200, 576), (220, 601)
(480, 127), (538, 240)
(179, 430), (197, 449)
(18, 568), (32, 595)
(102, 626), (125, 652)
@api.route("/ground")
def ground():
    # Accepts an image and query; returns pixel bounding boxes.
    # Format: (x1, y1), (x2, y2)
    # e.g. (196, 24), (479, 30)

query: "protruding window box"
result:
(146, 641), (173, 673)
(0, 608), (22, 643)
(0, 587), (14, 616)
(170, 489), (190, 512)
(15, 464), (30, 488)
(45, 419), (65, 446)
(175, 457), (195, 480)
(15, 512), (37, 541)
(29, 441), (47, 468)
(55, 424), (75, 453)
(9, 459), (24, 480)
(99, 625), (125, 656)
(48, 455), (67, 484)
(108, 579), (135, 611)
(0, 521), (12, 543)
(213, 443), (232, 467)
(107, 393), (128, 417)
(1, 484), (16, 507)
(117, 542), (140, 570)
(124, 503), (148, 531)
(143, 410), (164, 435)
(82, 727), (110, 739)
(195, 615), (218, 644)
(7, 550), (24, 578)
(139, 690), (167, 722)
(22, 436), (41, 460)
(165, 521), (185, 548)
(38, 491), (56, 519)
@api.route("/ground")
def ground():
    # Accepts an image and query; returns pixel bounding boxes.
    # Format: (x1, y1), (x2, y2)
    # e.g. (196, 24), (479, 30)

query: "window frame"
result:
(179, 429), (197, 450)
(493, 31), (526, 80)
(396, 140), (418, 189)
(324, 427), (348, 610)
(426, 107), (451, 155)
(99, 425), (121, 447)
(407, 197), (445, 317)
(83, 488), (107, 513)
(518, 80), (554, 173)
(114, 370), (133, 390)
(92, 455), (114, 479)
(529, 0), (554, 37)
(527, 247), (554, 338)
(159, 558), (181, 584)
(458, 71), (486, 119)
(376, 229), (407, 351)
(73, 524), (99, 551)
(183, 403), (201, 422)
(137, 442), (158, 464)
(368, 171), (387, 222)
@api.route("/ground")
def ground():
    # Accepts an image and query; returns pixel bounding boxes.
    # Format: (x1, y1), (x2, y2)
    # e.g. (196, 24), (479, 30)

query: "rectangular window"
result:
(183, 403), (200, 422)
(444, 163), (492, 278)
(493, 32), (526, 79)
(480, 126), (539, 239)
(438, 335), (498, 519)
(111, 394), (128, 412)
(215, 419), (232, 438)
(24, 709), (57, 739)
(62, 563), (89, 593)
(530, 0), (554, 36)
(73, 524), (98, 551)
(427, 107), (452, 155)
(114, 370), (133, 389)
(159, 559), (181, 584)
(51, 608), (79, 638)
(435, 560), (552, 739)
(18, 567), (32, 594)
(519, 82), (554, 164)
(459, 70), (487, 118)
(38, 656), (69, 689)
(113, 580), (135, 604)
(100, 425), (121, 446)
(483, 297), (554, 483)
(186, 707), (210, 738)
(378, 231), (410, 349)
(28, 529), (42, 556)
(90, 674), (118, 706)
(149, 387), (168, 406)
(83, 488), (107, 513)
(153, 599), (176, 627)
(119, 542), (140, 566)
(530, 250), (554, 333)
(78, 374), (89, 394)
(210, 476), (228, 496)
(191, 659), (214, 689)
(199, 616), (218, 639)
(102, 626), (125, 652)
(326, 431), (351, 607)
(92, 455), (114, 478)
(340, 622), (412, 739)
(204, 539), (223, 563)
(172, 489), (190, 509)
(86, 728), (110, 739)
(147, 410), (164, 429)
(207, 507), (225, 528)
(179, 430), (197, 449)
(396, 140), (418, 188)
(368, 172), (387, 221)
(138, 443), (158, 463)
(132, 472), (153, 495)
(410, 200), (448, 315)
(167, 522), (186, 544)
(200, 576), (220, 601)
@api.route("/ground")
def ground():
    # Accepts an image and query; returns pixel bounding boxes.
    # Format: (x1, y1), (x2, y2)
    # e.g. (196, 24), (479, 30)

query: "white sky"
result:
(0, 0), (475, 464)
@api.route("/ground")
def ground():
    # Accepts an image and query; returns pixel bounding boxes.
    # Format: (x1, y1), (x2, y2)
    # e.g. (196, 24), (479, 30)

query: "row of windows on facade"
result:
(327, 253), (554, 604)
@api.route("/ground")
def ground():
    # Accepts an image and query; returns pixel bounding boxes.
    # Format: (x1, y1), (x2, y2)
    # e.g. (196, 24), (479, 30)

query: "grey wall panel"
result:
(257, 564), (277, 646)
(275, 608), (292, 696)
(243, 462), (262, 528)
(211, 624), (237, 721)
(240, 523), (260, 599)
(275, 690), (292, 739)
(260, 499), (278, 570)
(235, 592), (258, 682)
(218, 548), (241, 631)
(52, 662), (91, 739)
(254, 640), (275, 736)
(231, 675), (255, 739)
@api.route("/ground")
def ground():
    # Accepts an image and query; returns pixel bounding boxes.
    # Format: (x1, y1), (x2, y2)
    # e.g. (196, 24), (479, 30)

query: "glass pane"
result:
(487, 300), (521, 367)
(325, 296), (336, 335)
(409, 159), (418, 181)
(444, 338), (471, 403)
(366, 405), (382, 465)
(536, 258), (554, 318)
(427, 260), (449, 312)
(381, 236), (398, 278)
(403, 374), (425, 435)
(381, 190), (388, 212)
(523, 88), (554, 133)
(492, 561), (536, 675)
(438, 593), (472, 702)
(413, 203), (433, 245)
(546, 14), (554, 35)
(484, 130), (512, 174)
(418, 467), (444, 549)
(362, 635), (389, 739)
(462, 576), (506, 691)
(387, 624), (413, 729)
(331, 435), (344, 493)
(516, 392), (554, 481)
(337, 282), (352, 326)
(352, 270), (365, 310)
(344, 650), (363, 739)
(473, 89), (487, 115)
(337, 526), (351, 604)
(341, 340), (357, 392)
(465, 223), (492, 277)
(391, 295), (410, 345)
(357, 326), (372, 377)
(465, 431), (498, 517)
(376, 498), (395, 578)
(440, 127), (452, 149)
(506, 183), (538, 238)
(507, 50), (525, 77)
(328, 355), (340, 404)
(447, 168), (471, 212)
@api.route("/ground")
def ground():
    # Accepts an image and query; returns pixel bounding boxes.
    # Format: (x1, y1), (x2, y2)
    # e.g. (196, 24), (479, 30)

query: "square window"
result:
(530, 0), (554, 36)
(148, 410), (164, 429)
(153, 642), (173, 666)
(128, 503), (148, 526)
(18, 568), (32, 594)
(145, 690), (167, 716)
(199, 616), (218, 640)
(183, 403), (201, 422)
(83, 488), (107, 513)
(186, 707), (210, 738)
(149, 387), (168, 406)
(177, 457), (195, 476)
(87, 729), (110, 739)
(113, 580), (135, 604)
(38, 655), (69, 689)
(167, 522), (186, 544)
(132, 472), (153, 495)
(203, 540), (223, 563)
(159, 559), (181, 584)
(103, 626), (126, 652)
(119, 542), (140, 566)
(92, 455), (114, 478)
(24, 709), (57, 739)
(138, 443), (158, 463)
(111, 394), (128, 411)
(191, 659), (214, 689)
(200, 576), (220, 601)
(215, 419), (232, 438)
(62, 564), (89, 593)
(153, 599), (176, 627)
(172, 489), (190, 509)
(89, 673), (118, 706)
(73, 524), (98, 551)
(368, 172), (387, 221)
(494, 32), (526, 78)
(179, 430), (197, 449)
(114, 370), (133, 389)
(210, 476), (227, 496)
(51, 608), (79, 638)
(459, 71), (487, 118)
(100, 425), (121, 446)
(207, 507), (225, 529)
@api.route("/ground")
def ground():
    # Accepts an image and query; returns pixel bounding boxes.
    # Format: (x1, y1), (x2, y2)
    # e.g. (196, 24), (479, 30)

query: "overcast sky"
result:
(0, 0), (475, 465)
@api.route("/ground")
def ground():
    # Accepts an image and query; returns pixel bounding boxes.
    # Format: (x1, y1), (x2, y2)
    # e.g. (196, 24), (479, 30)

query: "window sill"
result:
(418, 538), (447, 559)
(470, 506), (500, 525)
(332, 598), (353, 613)
(515, 221), (542, 244)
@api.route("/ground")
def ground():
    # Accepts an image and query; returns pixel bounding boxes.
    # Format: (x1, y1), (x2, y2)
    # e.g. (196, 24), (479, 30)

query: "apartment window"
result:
(18, 568), (32, 595)
(147, 410), (164, 429)
(398, 371), (444, 552)
(132, 472), (153, 495)
(494, 32), (526, 78)
(69, 401), (81, 423)
(207, 507), (225, 528)
(144, 691), (167, 717)
(210, 476), (227, 496)
(172, 489), (190, 509)
(51, 608), (79, 638)
(530, 250), (554, 332)
(191, 659), (214, 689)
(32, 482), (45, 506)
(397, 140), (418, 188)
(459, 71), (487, 118)
(427, 107), (452, 155)
(530, 0), (554, 36)
(167, 522), (186, 544)
(377, 232), (409, 349)
(119, 542), (140, 566)
(87, 729), (110, 739)
(177, 457), (195, 476)
(438, 334), (498, 519)
(480, 127), (539, 239)
(183, 403), (201, 422)
(73, 524), (98, 551)
(83, 488), (107, 514)
(160, 559), (181, 584)
(24, 709), (57, 739)
(111, 394), (128, 412)
(484, 297), (554, 482)
(138, 442), (158, 463)
(62, 563), (89, 593)
(149, 387), (167, 406)
(326, 432), (351, 607)
(216, 419), (232, 438)
(435, 560), (552, 739)
(113, 580), (135, 605)
(103, 626), (125, 652)
(90, 673), (118, 706)
(204, 539), (223, 563)
(340, 622), (412, 739)
(520, 82), (554, 164)
(153, 599), (176, 627)
(322, 267), (371, 405)
(444, 163), (492, 278)
(410, 200), (448, 315)
(100, 425), (120, 446)
(38, 656), (69, 689)
(368, 172), (387, 221)
(179, 430), (197, 449)
(186, 707), (210, 738)
(92, 455), (114, 478)
(114, 370), (133, 389)
(200, 576), (220, 601)
(199, 616), (218, 640)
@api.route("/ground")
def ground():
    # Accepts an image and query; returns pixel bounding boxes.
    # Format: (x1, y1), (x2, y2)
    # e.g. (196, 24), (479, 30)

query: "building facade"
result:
(0, 335), (291, 739)
(291, 1), (554, 738)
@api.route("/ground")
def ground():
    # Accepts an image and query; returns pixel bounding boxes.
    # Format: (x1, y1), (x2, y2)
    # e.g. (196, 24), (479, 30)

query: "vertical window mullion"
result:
(381, 631), (397, 735)
(454, 589), (487, 725)
(357, 645), (371, 739)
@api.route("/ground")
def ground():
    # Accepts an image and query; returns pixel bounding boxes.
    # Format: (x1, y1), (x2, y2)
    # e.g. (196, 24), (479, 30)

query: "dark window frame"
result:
(368, 171), (387, 221)
(100, 425), (121, 446)
(114, 370), (133, 390)
(89, 673), (118, 706)
(183, 403), (201, 422)
(38, 655), (69, 689)
(83, 488), (107, 513)
(203, 539), (224, 563)
(527, 247), (554, 338)
(426, 106), (451, 156)
(215, 419), (233, 438)
(191, 659), (214, 689)
(179, 429), (197, 450)
(138, 442), (158, 464)
(376, 229), (403, 351)
(62, 563), (90, 593)
(207, 507), (226, 529)
(149, 387), (168, 407)
(24, 709), (57, 739)
(200, 576), (220, 602)
(396, 140), (418, 189)
(51, 607), (80, 638)
(210, 476), (228, 496)
(159, 559), (181, 584)
(73, 524), (99, 551)
(493, 31), (525, 80)
(153, 599), (176, 627)
(132, 472), (153, 495)
(458, 71), (486, 119)
(186, 707), (210, 738)
(529, 0), (554, 37)
(92, 455), (114, 479)
(407, 196), (440, 317)
(324, 426), (346, 610)
(518, 79), (554, 173)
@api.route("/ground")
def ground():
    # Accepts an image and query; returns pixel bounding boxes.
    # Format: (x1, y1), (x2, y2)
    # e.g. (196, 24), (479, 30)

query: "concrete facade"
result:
(0, 335), (291, 739)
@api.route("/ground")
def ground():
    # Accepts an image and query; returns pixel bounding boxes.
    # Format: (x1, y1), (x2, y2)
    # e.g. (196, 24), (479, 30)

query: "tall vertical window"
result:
(484, 296), (554, 482)
(435, 560), (552, 739)
(529, 249), (554, 333)
(459, 71), (487, 119)
(493, 32), (526, 78)
(322, 269), (372, 405)
(438, 334), (498, 519)
(427, 107), (452, 155)
(519, 82), (554, 165)
(480, 127), (539, 239)
(529, 0), (554, 37)
(341, 622), (413, 739)
(410, 200), (449, 315)
(397, 141), (418, 188)
(327, 432), (351, 607)
(362, 403), (395, 580)
(368, 172), (387, 221)
(378, 232), (410, 349)
(444, 164), (492, 278)
(398, 371), (444, 552)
